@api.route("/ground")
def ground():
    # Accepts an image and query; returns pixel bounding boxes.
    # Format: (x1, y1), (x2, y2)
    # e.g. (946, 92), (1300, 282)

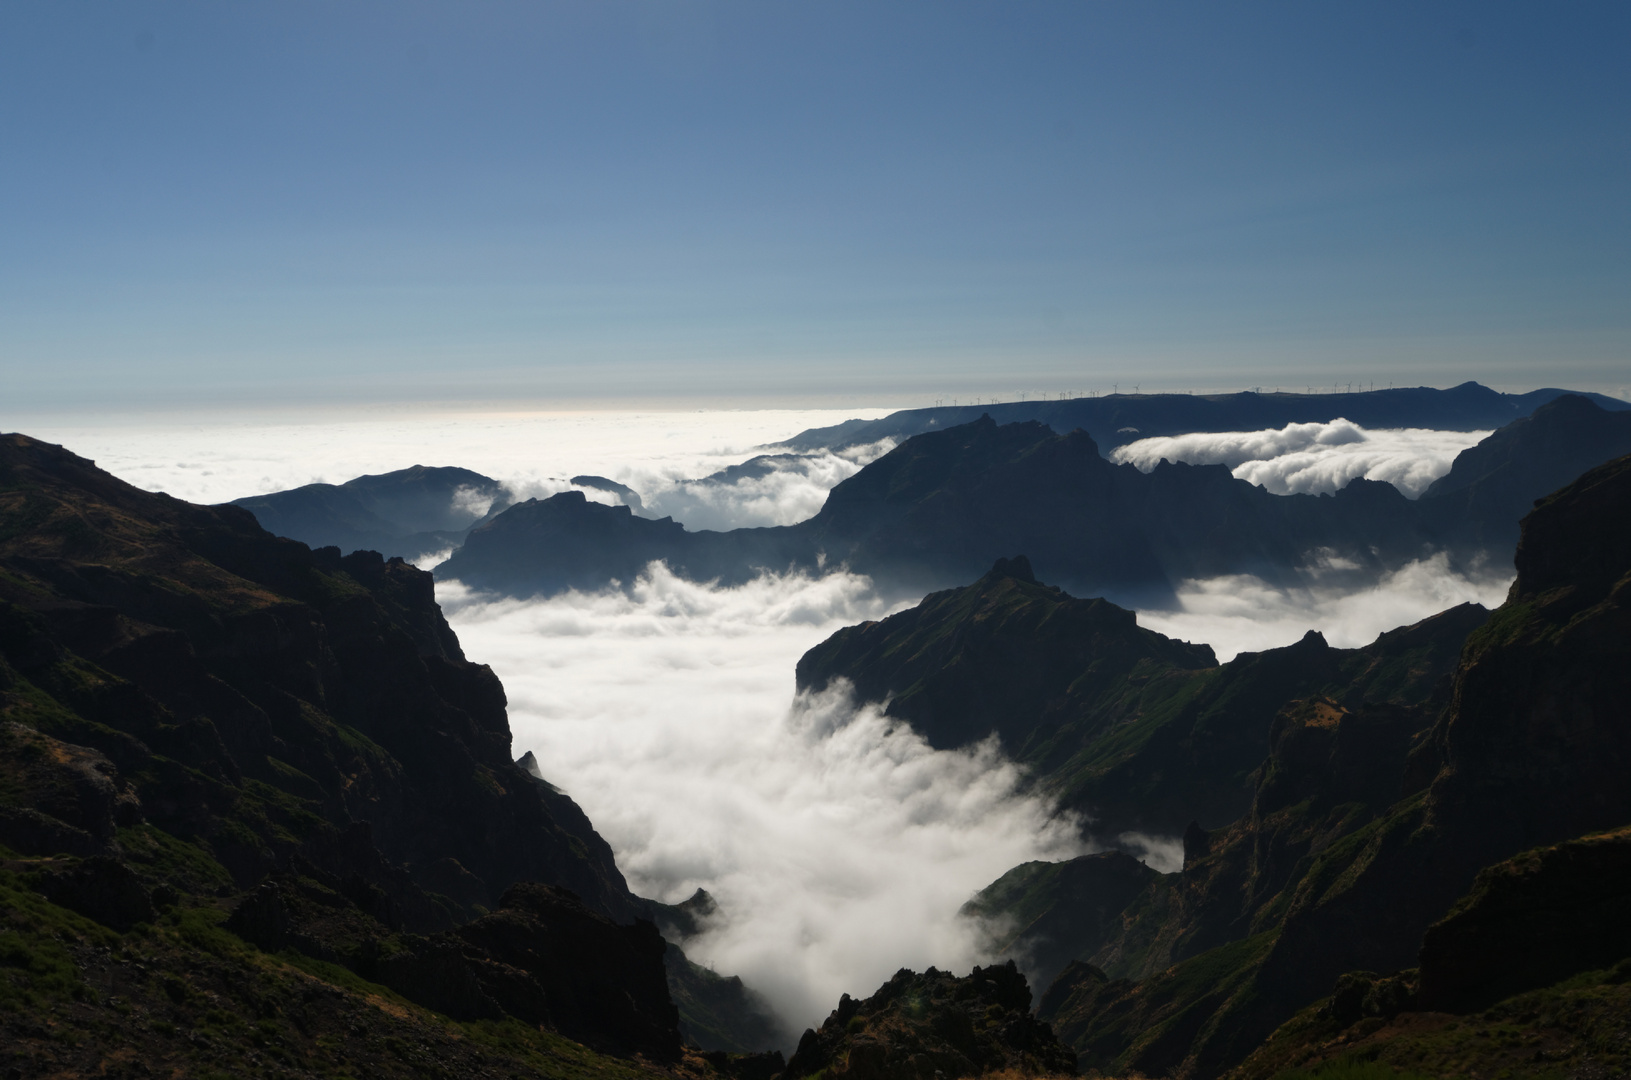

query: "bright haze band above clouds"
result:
(1109, 419), (1490, 498)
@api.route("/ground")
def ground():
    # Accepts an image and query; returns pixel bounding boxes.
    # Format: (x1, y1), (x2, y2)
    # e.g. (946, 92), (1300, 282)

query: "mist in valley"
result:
(40, 405), (1527, 1037)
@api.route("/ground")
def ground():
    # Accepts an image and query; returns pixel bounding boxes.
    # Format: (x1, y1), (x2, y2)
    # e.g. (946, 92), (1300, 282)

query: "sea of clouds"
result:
(20, 407), (896, 531)
(438, 565), (1087, 1030)
(1138, 552), (1513, 663)
(16, 404), (1527, 1034)
(1109, 419), (1490, 497)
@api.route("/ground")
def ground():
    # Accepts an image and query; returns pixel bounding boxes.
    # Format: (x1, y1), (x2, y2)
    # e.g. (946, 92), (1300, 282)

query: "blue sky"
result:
(2, 1), (1628, 410)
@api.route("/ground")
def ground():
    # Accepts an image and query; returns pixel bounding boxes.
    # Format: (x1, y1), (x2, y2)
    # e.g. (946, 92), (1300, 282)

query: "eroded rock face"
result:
(1029, 453), (1631, 1079)
(221, 875), (684, 1060)
(783, 961), (1076, 1080)
(799, 554), (1483, 845)
(454, 883), (681, 1061)
(40, 856), (154, 932)
(1417, 825), (1631, 1012)
(0, 722), (141, 858)
(0, 432), (639, 928)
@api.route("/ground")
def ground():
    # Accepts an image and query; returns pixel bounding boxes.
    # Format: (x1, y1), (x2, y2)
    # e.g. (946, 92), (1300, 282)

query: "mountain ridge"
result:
(434, 395), (1630, 605)
(774, 382), (1631, 454)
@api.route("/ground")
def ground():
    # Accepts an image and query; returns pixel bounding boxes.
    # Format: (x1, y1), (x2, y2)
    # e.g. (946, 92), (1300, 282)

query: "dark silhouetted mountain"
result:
(797, 555), (1217, 755)
(782, 961), (1077, 1079)
(0, 433), (704, 1073)
(440, 417), (1436, 604)
(233, 464), (509, 561)
(961, 851), (1161, 998)
(994, 452), (1631, 1077)
(438, 490), (705, 595)
(442, 395), (1631, 603)
(688, 453), (826, 488)
(1418, 393), (1631, 552)
(571, 474), (645, 513)
(1414, 824), (1631, 1014)
(664, 943), (792, 1055)
(775, 381), (1630, 453)
(646, 887), (793, 1054)
(798, 556), (1483, 842)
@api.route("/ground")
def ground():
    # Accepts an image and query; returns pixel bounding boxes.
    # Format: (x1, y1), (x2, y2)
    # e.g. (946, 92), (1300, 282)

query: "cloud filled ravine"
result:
(437, 565), (1088, 1030)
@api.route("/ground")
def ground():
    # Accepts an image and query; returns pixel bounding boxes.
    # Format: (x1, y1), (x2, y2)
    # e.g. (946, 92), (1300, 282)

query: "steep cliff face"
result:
(233, 464), (509, 562)
(1420, 392), (1631, 552)
(0, 433), (698, 1074)
(0, 433), (637, 925)
(1415, 824), (1631, 1013)
(1024, 453), (1631, 1079)
(961, 851), (1161, 996)
(1230, 826), (1631, 1080)
(799, 555), (1482, 843)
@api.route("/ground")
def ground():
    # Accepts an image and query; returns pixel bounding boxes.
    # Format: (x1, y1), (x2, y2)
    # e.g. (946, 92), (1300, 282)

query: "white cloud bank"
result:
(1137, 552), (1513, 663)
(22, 407), (897, 532)
(439, 564), (1087, 1035)
(20, 407), (892, 507)
(1109, 419), (1489, 498)
(500, 440), (898, 532)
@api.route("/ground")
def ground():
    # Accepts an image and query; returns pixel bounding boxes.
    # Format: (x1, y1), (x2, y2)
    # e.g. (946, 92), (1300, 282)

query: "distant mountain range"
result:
(225, 384), (1630, 591)
(232, 464), (511, 563)
(774, 380), (1631, 453)
(433, 393), (1631, 604)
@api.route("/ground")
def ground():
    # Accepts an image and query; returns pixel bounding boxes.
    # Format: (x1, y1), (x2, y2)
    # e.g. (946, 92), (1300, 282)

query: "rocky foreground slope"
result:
(0, 433), (712, 1076)
(942, 452), (1631, 1078)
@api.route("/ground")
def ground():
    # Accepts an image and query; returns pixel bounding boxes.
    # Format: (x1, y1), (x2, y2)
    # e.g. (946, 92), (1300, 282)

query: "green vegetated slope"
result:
(999, 454), (1631, 1078)
(797, 554), (1484, 843)
(799, 448), (1631, 1078)
(0, 433), (778, 1079)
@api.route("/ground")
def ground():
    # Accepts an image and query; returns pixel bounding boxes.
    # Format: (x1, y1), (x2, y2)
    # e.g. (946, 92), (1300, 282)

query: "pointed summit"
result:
(986, 554), (1036, 583)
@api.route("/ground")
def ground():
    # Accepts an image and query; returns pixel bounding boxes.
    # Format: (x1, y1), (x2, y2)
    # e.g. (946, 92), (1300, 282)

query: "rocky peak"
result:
(782, 961), (1077, 1079)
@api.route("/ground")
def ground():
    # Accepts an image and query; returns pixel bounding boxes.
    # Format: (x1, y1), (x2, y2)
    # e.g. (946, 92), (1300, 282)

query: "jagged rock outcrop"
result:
(1415, 824), (1631, 1012)
(782, 961), (1077, 1079)
(1227, 826), (1631, 1080)
(0, 433), (637, 926)
(800, 555), (1483, 842)
(233, 464), (509, 562)
(962, 851), (1161, 996)
(1020, 452), (1631, 1078)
